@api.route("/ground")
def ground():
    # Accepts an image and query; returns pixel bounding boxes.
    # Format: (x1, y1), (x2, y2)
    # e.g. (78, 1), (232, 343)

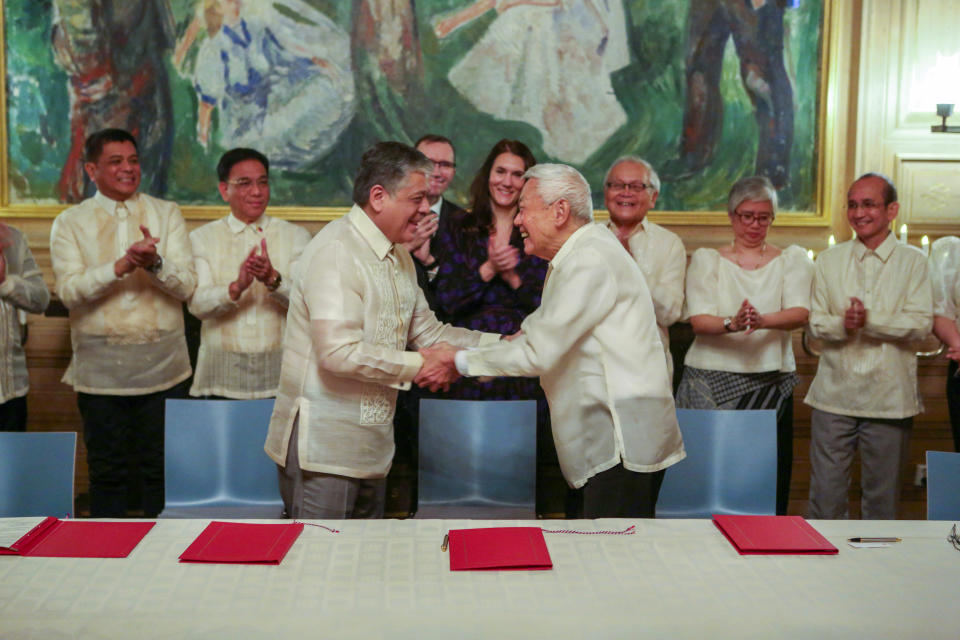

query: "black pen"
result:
(847, 537), (901, 543)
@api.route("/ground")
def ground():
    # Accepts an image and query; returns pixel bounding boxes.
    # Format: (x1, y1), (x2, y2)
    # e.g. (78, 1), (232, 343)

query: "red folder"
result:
(448, 527), (553, 571)
(0, 517), (154, 558)
(713, 515), (838, 555)
(179, 521), (303, 565)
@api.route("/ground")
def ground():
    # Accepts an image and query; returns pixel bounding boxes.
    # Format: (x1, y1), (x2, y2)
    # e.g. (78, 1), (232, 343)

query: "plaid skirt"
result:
(675, 366), (799, 421)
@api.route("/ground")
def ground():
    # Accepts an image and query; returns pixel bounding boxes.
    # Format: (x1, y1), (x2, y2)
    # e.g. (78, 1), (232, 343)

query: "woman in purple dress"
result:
(432, 140), (561, 512)
(434, 139), (546, 395)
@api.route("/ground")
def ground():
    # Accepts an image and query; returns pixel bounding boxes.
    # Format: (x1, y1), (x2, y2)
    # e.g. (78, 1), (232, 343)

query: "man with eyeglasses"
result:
(604, 156), (686, 381)
(805, 173), (933, 520)
(187, 148), (311, 399)
(50, 128), (196, 517)
(407, 134), (465, 314)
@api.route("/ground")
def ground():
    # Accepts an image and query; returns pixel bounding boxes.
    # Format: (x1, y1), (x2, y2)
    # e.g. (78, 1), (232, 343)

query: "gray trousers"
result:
(807, 408), (911, 520)
(277, 417), (386, 519)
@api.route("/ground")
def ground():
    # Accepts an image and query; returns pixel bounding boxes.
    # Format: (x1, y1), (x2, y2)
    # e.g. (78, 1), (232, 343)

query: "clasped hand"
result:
(414, 342), (460, 392)
(844, 297), (866, 332)
(730, 299), (763, 334)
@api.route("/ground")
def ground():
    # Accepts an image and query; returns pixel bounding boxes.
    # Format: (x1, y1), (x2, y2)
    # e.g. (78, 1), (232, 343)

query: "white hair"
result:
(524, 163), (593, 223)
(604, 156), (661, 193)
(727, 175), (778, 215)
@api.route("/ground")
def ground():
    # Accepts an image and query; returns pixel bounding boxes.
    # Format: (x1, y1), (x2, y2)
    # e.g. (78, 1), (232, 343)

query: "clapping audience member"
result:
(805, 173), (933, 519)
(263, 142), (497, 519)
(431, 139), (557, 512)
(676, 176), (813, 515)
(50, 129), (196, 517)
(188, 148), (310, 399)
(0, 221), (50, 431)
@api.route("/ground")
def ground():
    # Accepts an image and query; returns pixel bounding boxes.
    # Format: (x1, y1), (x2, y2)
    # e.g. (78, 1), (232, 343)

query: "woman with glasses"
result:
(676, 175), (814, 515)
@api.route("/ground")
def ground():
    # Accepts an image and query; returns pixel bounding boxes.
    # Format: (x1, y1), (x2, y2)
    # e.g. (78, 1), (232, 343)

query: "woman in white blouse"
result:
(929, 236), (960, 452)
(676, 176), (814, 515)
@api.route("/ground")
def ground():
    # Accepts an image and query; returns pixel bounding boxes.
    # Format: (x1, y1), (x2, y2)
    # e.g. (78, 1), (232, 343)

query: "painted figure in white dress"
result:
(435, 0), (629, 164)
(174, 0), (355, 169)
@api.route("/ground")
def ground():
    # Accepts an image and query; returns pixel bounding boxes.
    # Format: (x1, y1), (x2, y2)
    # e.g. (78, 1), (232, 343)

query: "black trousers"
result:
(77, 380), (189, 517)
(0, 396), (27, 431)
(948, 360), (960, 452)
(567, 464), (666, 519)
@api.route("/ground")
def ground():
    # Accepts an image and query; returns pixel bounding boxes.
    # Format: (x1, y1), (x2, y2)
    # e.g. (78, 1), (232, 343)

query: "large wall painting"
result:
(2, 0), (825, 218)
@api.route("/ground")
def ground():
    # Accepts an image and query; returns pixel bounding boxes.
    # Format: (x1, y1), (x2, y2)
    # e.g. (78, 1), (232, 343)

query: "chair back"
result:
(0, 432), (76, 518)
(161, 398), (283, 518)
(418, 399), (537, 519)
(657, 409), (777, 518)
(926, 450), (960, 520)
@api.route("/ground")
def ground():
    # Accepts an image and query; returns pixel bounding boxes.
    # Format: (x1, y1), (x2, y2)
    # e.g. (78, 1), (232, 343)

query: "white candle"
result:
(899, 223), (908, 244)
(921, 235), (930, 256)
(828, 234), (836, 247)
(807, 249), (815, 261)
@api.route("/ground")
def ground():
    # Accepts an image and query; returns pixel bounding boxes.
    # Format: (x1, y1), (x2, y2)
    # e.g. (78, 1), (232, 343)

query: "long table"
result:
(1, 518), (957, 639)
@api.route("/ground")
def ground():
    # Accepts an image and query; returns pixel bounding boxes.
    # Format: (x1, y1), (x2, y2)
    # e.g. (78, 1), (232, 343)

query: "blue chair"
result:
(657, 409), (777, 518)
(0, 431), (76, 518)
(926, 450), (960, 520)
(417, 399), (537, 519)
(161, 399), (283, 518)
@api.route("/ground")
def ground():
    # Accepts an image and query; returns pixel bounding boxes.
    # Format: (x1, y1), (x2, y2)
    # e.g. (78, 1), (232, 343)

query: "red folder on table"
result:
(0, 517), (154, 558)
(179, 521), (303, 565)
(448, 526), (552, 571)
(713, 515), (838, 555)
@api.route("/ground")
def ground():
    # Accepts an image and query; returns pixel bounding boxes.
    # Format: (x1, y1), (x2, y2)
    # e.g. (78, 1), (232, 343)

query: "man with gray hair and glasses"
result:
(445, 163), (686, 517)
(604, 156), (686, 381)
(264, 141), (498, 519)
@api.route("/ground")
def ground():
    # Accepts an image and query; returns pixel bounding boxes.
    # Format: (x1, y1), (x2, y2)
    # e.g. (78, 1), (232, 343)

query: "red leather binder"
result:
(0, 517), (154, 558)
(713, 515), (838, 555)
(448, 527), (553, 571)
(179, 521), (303, 565)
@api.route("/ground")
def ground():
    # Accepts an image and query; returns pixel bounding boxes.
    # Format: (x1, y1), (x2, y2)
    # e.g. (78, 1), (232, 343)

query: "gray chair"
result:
(657, 409), (777, 518)
(0, 431), (76, 518)
(926, 450), (960, 520)
(417, 399), (537, 519)
(160, 398), (283, 518)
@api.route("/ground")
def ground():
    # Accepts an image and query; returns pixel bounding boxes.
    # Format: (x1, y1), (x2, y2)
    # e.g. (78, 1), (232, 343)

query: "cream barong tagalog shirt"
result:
(804, 234), (933, 419)
(50, 191), (196, 395)
(682, 245), (814, 373)
(188, 213), (311, 398)
(459, 223), (686, 489)
(264, 205), (498, 479)
(0, 226), (50, 403)
(606, 218), (685, 378)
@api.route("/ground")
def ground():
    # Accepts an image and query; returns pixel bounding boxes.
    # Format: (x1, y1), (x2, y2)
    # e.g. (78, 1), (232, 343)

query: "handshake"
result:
(413, 342), (462, 392)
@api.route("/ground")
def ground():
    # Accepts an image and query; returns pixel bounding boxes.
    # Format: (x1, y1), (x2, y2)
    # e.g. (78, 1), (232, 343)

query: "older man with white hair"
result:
(604, 156), (686, 380)
(450, 164), (686, 517)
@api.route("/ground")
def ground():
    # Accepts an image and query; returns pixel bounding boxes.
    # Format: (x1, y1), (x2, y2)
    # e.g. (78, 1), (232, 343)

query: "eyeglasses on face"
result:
(430, 160), (456, 170)
(733, 211), (774, 226)
(226, 178), (270, 190)
(605, 181), (652, 193)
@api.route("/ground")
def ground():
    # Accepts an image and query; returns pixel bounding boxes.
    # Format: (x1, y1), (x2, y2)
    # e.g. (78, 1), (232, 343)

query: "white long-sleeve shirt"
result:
(188, 213), (311, 398)
(50, 191), (196, 395)
(460, 223), (686, 489)
(804, 233), (933, 419)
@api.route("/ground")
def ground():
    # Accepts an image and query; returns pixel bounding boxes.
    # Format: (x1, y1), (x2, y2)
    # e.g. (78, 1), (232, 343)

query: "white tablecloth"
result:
(1, 518), (957, 639)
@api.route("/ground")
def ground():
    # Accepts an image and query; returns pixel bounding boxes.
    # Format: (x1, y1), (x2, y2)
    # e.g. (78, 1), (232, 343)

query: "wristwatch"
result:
(146, 255), (163, 275)
(723, 316), (735, 332)
(266, 271), (282, 292)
